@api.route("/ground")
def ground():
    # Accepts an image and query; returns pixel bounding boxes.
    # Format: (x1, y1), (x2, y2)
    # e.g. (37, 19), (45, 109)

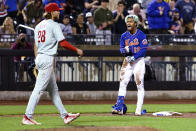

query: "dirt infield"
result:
(21, 126), (163, 131)
(1, 99), (196, 119)
(1, 112), (196, 118)
(1, 100), (196, 131)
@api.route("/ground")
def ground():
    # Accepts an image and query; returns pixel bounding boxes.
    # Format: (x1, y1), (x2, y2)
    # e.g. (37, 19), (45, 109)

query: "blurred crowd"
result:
(0, 0), (195, 38)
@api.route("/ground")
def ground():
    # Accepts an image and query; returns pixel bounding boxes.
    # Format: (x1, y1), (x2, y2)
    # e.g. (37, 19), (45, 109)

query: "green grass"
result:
(0, 104), (196, 131)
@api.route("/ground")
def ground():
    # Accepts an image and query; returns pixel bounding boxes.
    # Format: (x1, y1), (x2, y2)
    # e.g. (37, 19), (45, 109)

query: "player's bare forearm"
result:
(60, 40), (83, 57)
(34, 43), (37, 58)
(76, 48), (83, 57)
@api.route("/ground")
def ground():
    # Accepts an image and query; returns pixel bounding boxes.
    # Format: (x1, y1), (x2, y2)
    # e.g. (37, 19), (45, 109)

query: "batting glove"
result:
(126, 56), (135, 63)
(120, 48), (127, 56)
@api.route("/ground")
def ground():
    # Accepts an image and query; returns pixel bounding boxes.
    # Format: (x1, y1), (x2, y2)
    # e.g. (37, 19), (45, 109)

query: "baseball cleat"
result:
(117, 110), (124, 115)
(111, 109), (119, 114)
(111, 104), (127, 115)
(135, 112), (142, 116)
(135, 107), (142, 116)
(111, 110), (117, 114)
(64, 113), (80, 124)
(21, 115), (41, 125)
(111, 109), (123, 115)
(111, 104), (121, 114)
(111, 107), (124, 115)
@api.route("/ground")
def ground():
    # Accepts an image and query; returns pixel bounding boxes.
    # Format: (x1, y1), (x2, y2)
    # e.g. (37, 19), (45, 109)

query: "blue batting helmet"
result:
(122, 104), (127, 114)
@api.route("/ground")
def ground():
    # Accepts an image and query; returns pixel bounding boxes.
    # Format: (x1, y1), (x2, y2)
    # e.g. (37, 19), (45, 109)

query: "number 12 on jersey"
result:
(38, 30), (46, 43)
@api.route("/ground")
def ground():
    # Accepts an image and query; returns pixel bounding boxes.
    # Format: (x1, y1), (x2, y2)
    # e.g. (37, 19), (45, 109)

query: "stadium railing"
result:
(0, 34), (195, 46)
(0, 49), (196, 91)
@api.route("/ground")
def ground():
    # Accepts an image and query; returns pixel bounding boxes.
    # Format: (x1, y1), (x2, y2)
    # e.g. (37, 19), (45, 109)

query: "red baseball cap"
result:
(44, 3), (63, 13)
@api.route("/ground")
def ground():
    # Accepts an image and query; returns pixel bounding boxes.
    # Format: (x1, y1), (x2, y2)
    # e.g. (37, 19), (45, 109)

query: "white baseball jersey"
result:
(26, 19), (68, 119)
(34, 19), (65, 56)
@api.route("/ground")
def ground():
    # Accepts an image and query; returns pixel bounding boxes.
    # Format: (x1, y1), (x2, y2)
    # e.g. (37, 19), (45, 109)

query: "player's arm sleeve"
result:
(53, 23), (77, 52)
(120, 35), (126, 54)
(134, 34), (148, 59)
(59, 40), (77, 52)
(53, 23), (65, 41)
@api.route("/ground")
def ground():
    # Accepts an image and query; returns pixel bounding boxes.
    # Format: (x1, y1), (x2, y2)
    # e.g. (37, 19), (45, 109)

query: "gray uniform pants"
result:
(25, 54), (67, 119)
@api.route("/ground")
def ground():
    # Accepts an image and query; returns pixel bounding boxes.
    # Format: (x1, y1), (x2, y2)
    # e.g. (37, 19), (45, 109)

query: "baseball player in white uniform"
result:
(22, 3), (83, 125)
(112, 15), (148, 115)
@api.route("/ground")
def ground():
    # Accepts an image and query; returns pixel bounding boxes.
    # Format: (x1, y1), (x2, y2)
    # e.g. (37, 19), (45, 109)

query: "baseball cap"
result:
(86, 12), (92, 18)
(45, 3), (63, 13)
(125, 15), (139, 25)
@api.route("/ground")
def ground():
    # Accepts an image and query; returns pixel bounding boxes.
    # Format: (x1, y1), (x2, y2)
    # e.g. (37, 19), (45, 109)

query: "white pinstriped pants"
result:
(118, 57), (145, 108)
(25, 54), (67, 119)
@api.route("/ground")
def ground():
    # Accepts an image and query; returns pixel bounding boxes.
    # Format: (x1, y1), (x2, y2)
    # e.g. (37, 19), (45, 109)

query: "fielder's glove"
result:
(126, 56), (135, 63)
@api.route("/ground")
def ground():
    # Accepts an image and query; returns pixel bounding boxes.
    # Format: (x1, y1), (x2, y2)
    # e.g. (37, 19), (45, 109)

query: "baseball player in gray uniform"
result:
(22, 3), (83, 125)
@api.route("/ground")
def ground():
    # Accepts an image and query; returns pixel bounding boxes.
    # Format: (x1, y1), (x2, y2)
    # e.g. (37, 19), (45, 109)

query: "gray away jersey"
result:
(34, 19), (65, 56)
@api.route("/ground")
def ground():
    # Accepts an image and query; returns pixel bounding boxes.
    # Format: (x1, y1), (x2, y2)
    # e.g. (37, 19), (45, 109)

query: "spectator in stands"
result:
(18, 0), (32, 13)
(137, 14), (149, 34)
(63, 0), (84, 25)
(72, 13), (90, 35)
(59, 15), (72, 35)
(168, 10), (182, 34)
(18, 0), (30, 10)
(124, 0), (138, 10)
(0, 17), (15, 35)
(167, 0), (182, 34)
(147, 0), (170, 34)
(22, 0), (43, 29)
(5, 0), (18, 21)
(168, 0), (178, 15)
(168, 0), (181, 21)
(43, 0), (65, 8)
(69, 0), (85, 16)
(84, 0), (100, 14)
(0, 16), (15, 46)
(11, 33), (36, 82)
(113, 1), (128, 34)
(175, 0), (196, 34)
(16, 0), (30, 33)
(86, 12), (96, 35)
(108, 0), (119, 12)
(94, 0), (113, 45)
(140, 0), (153, 12)
(0, 0), (8, 25)
(11, 33), (32, 62)
(63, 0), (76, 22)
(129, 3), (146, 22)
(164, 0), (170, 3)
